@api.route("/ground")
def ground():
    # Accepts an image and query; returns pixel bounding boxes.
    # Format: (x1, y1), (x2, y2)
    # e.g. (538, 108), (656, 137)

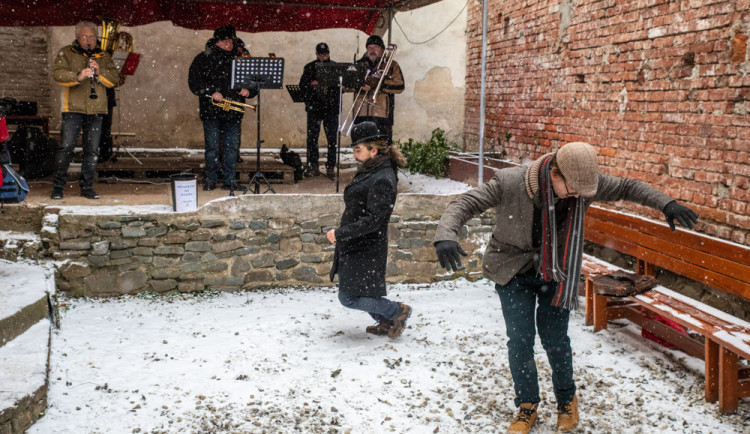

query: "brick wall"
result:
(465, 0), (750, 244)
(0, 27), (52, 116)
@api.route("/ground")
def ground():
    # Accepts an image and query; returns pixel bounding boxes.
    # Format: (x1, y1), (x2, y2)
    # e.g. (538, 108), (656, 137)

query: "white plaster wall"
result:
(47, 0), (466, 149)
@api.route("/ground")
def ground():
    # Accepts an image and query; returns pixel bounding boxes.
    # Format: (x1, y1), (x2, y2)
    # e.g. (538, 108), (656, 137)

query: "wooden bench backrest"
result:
(584, 206), (750, 301)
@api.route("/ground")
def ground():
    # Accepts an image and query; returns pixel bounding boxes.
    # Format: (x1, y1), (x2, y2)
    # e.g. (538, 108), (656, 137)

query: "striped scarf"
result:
(538, 156), (585, 310)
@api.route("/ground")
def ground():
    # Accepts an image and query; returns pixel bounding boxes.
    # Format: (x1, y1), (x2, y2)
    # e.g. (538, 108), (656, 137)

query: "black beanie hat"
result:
(365, 35), (385, 49)
(214, 25), (237, 41)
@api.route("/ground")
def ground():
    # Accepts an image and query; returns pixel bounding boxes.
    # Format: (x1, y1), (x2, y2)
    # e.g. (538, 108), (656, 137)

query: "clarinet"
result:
(88, 58), (98, 100)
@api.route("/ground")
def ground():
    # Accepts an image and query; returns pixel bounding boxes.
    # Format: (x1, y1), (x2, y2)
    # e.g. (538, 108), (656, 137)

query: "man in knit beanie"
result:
(350, 34), (404, 144)
(433, 141), (698, 434)
(188, 24), (257, 192)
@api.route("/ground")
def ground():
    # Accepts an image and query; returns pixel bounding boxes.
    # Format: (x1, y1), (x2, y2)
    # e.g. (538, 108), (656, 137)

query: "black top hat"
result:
(316, 42), (329, 54)
(351, 122), (388, 146)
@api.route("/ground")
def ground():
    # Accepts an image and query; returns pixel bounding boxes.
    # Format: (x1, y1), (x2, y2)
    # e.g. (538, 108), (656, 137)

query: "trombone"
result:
(339, 44), (397, 136)
(207, 96), (257, 113)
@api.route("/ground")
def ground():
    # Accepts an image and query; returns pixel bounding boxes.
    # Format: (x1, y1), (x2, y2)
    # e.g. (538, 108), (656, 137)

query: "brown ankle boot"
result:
(557, 395), (578, 432)
(365, 320), (392, 336)
(507, 403), (538, 434)
(387, 303), (412, 339)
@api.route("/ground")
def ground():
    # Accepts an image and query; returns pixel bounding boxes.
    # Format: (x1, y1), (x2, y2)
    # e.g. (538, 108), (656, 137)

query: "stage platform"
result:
(15, 147), (358, 208)
(98, 154), (295, 185)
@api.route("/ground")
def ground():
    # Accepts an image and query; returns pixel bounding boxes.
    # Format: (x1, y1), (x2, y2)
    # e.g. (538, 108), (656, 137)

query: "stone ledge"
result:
(0, 320), (50, 434)
(0, 297), (47, 349)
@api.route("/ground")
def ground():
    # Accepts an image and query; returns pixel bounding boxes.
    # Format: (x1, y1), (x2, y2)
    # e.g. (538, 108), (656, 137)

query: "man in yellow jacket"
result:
(51, 21), (118, 200)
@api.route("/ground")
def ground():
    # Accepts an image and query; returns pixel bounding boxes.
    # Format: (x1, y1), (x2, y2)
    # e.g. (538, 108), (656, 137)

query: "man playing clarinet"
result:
(51, 21), (119, 200)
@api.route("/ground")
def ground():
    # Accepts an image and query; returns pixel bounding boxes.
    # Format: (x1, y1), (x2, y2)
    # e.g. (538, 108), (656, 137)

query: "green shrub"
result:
(399, 128), (457, 178)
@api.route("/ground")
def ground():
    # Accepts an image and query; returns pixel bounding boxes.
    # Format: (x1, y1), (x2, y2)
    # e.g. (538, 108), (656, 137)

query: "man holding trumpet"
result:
(189, 25), (257, 191)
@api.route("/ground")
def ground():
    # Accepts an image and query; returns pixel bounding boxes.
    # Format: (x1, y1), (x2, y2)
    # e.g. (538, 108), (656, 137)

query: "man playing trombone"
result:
(189, 25), (257, 191)
(350, 35), (404, 143)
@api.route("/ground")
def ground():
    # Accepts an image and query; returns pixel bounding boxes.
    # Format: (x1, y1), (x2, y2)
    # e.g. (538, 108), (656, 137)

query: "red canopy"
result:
(0, 0), (428, 34)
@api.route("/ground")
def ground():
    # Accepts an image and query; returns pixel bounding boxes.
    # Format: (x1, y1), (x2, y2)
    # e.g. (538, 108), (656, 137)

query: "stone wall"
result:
(46, 195), (492, 297)
(4, 192), (747, 322)
(465, 0), (750, 245)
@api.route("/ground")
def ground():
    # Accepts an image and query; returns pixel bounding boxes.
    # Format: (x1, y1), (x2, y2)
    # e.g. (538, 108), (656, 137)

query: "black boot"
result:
(51, 186), (63, 200)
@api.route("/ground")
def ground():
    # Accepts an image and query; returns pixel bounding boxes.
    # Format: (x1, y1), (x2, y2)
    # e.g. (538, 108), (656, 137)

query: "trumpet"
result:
(340, 44), (397, 136)
(207, 96), (256, 113)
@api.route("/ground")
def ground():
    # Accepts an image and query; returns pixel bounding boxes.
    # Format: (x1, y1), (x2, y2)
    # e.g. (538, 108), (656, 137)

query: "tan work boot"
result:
(507, 402), (538, 434)
(557, 395), (578, 432)
(387, 303), (412, 338)
(365, 320), (392, 336)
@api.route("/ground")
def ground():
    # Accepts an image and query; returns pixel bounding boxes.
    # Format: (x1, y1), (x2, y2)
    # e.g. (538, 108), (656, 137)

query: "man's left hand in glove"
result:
(663, 201), (699, 231)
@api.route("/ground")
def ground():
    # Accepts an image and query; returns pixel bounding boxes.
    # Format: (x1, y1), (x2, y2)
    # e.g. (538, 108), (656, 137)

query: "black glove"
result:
(663, 201), (699, 231)
(435, 240), (467, 272)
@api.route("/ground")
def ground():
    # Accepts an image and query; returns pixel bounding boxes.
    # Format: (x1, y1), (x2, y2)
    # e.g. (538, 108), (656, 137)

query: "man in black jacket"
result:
(299, 42), (339, 178)
(188, 25), (257, 191)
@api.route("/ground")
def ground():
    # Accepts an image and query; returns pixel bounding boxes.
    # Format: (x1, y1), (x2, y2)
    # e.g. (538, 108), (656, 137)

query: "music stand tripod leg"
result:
(241, 89), (275, 195)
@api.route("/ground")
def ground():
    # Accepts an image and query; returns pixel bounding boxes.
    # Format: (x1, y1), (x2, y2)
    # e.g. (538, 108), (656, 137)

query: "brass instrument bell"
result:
(100, 18), (121, 53)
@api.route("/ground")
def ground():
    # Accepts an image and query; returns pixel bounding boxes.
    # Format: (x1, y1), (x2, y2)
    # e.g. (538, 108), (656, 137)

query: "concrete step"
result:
(0, 260), (51, 349)
(0, 319), (50, 433)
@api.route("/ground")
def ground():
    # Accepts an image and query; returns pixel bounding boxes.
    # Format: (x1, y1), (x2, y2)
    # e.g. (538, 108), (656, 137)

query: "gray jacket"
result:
(434, 164), (674, 286)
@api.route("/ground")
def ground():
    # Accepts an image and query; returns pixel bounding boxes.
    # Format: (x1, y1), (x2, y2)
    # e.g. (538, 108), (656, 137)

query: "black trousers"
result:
(306, 110), (338, 169)
(54, 113), (102, 190)
(99, 110), (113, 162)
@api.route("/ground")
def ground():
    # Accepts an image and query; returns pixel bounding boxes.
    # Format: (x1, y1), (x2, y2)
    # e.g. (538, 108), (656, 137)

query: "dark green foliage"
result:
(399, 128), (457, 178)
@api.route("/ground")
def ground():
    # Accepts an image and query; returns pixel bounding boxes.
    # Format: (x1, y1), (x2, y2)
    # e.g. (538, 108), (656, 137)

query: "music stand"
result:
(315, 62), (364, 192)
(231, 57), (284, 194)
(285, 85), (305, 103)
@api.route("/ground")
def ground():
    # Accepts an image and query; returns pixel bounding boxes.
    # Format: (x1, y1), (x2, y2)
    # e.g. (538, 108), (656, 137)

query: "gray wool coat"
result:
(434, 164), (674, 286)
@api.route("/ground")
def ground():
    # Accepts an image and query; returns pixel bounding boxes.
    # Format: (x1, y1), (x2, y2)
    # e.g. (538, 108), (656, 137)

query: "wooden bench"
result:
(580, 206), (750, 413)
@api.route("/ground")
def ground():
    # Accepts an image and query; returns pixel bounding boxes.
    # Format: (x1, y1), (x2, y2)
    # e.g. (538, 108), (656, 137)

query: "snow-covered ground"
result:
(398, 172), (473, 194)
(5, 172), (749, 432)
(30, 280), (749, 433)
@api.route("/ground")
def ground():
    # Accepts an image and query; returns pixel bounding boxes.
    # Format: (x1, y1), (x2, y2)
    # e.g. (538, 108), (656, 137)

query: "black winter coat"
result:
(188, 43), (258, 121)
(330, 158), (398, 297)
(299, 59), (340, 114)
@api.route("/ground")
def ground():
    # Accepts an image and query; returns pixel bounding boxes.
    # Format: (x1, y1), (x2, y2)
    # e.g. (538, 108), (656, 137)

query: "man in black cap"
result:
(299, 42), (339, 178)
(352, 35), (404, 143)
(188, 25), (257, 191)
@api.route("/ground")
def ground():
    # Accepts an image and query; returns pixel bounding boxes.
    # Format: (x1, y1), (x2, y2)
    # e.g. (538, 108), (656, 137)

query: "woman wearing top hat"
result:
(326, 121), (411, 338)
